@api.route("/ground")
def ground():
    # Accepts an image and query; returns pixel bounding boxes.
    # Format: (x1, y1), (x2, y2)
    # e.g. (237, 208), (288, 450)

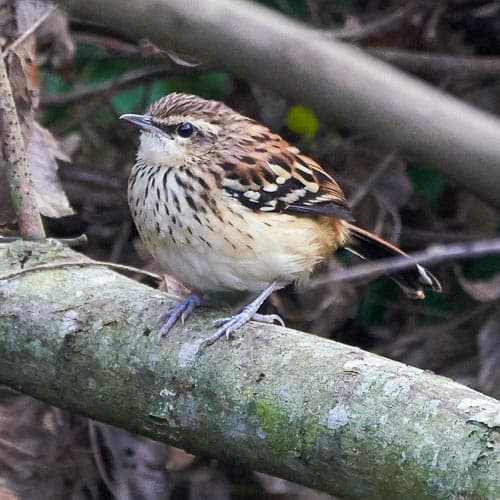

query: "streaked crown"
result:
(121, 93), (242, 167)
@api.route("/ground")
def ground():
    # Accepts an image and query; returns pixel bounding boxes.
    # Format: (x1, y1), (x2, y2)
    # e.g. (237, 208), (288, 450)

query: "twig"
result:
(348, 152), (397, 208)
(72, 32), (142, 56)
(330, 1), (421, 42)
(1, 5), (58, 56)
(0, 260), (162, 282)
(369, 48), (500, 80)
(373, 191), (402, 243)
(422, 0), (446, 46)
(0, 57), (45, 239)
(313, 237), (500, 287)
(0, 234), (87, 247)
(41, 64), (198, 106)
(402, 228), (481, 245)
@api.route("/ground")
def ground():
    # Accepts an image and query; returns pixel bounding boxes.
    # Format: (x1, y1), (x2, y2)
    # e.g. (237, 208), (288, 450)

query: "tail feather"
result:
(345, 223), (442, 299)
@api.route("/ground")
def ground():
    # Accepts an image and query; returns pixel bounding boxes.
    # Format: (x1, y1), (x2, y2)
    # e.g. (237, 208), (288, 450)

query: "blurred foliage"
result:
(407, 163), (447, 210)
(285, 104), (319, 138)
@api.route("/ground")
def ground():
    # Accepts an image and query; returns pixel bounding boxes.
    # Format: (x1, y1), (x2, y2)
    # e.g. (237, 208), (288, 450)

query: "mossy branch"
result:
(0, 239), (498, 499)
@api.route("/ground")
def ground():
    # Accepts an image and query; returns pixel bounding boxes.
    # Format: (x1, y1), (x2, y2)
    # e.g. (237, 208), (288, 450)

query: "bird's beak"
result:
(120, 114), (158, 134)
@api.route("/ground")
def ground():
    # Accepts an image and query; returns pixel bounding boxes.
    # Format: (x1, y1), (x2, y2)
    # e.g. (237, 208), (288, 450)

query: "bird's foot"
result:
(198, 311), (284, 350)
(212, 313), (284, 328)
(196, 281), (284, 350)
(158, 292), (201, 340)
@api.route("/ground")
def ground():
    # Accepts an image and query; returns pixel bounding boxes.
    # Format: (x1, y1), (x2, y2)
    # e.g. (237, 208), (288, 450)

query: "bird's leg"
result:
(198, 281), (283, 349)
(158, 292), (202, 339)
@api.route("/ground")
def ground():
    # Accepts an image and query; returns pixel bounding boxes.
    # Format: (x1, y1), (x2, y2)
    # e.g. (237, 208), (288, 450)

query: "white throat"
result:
(138, 132), (186, 168)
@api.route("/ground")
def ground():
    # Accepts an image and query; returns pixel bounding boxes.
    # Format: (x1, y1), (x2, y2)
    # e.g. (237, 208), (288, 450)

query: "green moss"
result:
(253, 398), (296, 454)
(251, 397), (324, 462)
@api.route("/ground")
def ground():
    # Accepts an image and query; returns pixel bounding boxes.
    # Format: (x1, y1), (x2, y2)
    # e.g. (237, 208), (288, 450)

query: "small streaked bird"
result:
(121, 93), (441, 348)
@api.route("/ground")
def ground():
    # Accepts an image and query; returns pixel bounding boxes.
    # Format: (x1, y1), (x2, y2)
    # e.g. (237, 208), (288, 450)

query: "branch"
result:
(369, 48), (500, 80)
(0, 56), (45, 239)
(330, 1), (421, 42)
(0, 239), (498, 499)
(324, 236), (500, 287)
(55, 0), (500, 209)
(41, 64), (200, 106)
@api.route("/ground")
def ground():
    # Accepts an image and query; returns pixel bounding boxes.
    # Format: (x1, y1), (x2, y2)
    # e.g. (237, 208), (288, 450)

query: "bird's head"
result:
(120, 93), (237, 168)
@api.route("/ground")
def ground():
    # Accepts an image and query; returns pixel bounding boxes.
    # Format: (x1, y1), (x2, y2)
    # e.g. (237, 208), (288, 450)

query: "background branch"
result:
(326, 236), (500, 287)
(55, 0), (500, 209)
(0, 239), (498, 499)
(41, 64), (200, 106)
(330, 1), (420, 42)
(369, 48), (500, 80)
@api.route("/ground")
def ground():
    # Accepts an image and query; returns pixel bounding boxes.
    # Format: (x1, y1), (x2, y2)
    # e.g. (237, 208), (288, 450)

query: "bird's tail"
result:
(345, 223), (442, 299)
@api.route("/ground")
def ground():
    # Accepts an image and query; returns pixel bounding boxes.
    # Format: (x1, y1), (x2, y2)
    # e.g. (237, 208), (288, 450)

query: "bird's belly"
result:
(129, 168), (346, 292)
(137, 209), (344, 293)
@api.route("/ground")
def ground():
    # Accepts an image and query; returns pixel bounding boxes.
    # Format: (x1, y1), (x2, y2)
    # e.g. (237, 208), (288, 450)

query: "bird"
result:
(121, 92), (441, 349)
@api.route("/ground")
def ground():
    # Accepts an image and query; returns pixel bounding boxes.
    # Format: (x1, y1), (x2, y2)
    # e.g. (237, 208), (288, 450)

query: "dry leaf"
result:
(0, 121), (73, 223)
(0, 0), (73, 227)
(28, 122), (73, 218)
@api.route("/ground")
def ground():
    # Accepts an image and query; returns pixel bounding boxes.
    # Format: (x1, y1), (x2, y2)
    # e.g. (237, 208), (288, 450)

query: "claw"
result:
(198, 280), (283, 351)
(211, 313), (283, 329)
(158, 292), (201, 340)
(252, 313), (285, 327)
(202, 310), (284, 349)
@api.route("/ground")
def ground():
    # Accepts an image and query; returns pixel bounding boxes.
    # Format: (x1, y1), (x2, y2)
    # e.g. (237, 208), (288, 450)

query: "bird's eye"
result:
(176, 123), (194, 138)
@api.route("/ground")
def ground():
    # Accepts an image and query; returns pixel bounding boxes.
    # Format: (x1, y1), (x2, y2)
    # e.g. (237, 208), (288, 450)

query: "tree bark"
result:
(55, 0), (500, 209)
(0, 55), (45, 239)
(0, 239), (498, 499)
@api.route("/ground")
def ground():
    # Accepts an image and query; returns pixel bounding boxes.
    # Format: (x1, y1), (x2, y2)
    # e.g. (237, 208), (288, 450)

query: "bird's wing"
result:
(220, 131), (353, 221)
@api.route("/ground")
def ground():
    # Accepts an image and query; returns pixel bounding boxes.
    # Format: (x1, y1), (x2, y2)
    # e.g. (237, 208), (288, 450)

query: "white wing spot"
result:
(281, 192), (301, 203)
(268, 163), (291, 179)
(244, 190), (261, 200)
(262, 183), (278, 192)
(304, 182), (319, 193)
(295, 164), (314, 176)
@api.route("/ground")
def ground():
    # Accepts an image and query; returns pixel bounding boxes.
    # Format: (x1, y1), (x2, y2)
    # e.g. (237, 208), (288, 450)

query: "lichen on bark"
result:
(0, 239), (499, 499)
